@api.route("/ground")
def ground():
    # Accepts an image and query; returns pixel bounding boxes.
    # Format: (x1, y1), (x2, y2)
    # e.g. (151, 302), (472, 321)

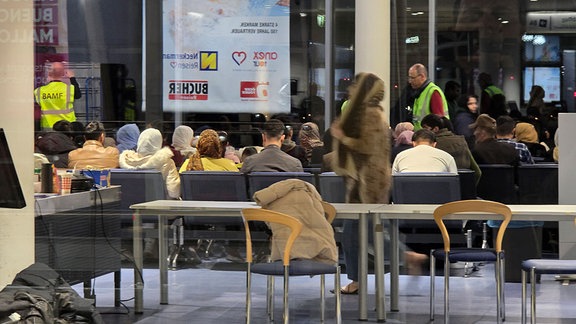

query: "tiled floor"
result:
(75, 260), (576, 324)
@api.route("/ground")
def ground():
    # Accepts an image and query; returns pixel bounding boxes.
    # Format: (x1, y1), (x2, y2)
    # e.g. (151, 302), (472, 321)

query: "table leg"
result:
(390, 219), (399, 311)
(359, 214), (368, 321)
(134, 212), (144, 313)
(373, 213), (386, 322)
(159, 215), (168, 304)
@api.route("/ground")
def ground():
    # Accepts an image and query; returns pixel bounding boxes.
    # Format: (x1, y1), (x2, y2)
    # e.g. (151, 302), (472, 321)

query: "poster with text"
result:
(162, 0), (290, 114)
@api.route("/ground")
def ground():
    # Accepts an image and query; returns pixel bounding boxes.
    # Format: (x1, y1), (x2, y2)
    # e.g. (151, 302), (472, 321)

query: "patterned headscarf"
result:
(298, 122), (323, 159)
(186, 129), (222, 171)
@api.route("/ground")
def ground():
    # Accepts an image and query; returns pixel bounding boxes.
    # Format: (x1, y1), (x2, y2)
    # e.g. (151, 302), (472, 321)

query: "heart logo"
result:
(170, 62), (177, 68)
(232, 51), (247, 66)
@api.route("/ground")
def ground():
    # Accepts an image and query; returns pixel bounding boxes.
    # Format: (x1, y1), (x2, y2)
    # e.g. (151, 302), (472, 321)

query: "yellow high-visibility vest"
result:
(34, 81), (76, 129)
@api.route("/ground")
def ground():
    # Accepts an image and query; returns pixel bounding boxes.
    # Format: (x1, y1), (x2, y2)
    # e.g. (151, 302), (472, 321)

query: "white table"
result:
(129, 200), (378, 318)
(130, 201), (576, 321)
(370, 203), (576, 320)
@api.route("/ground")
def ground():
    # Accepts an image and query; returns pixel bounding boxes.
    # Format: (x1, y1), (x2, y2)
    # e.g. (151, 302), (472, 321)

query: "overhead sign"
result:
(527, 12), (576, 33)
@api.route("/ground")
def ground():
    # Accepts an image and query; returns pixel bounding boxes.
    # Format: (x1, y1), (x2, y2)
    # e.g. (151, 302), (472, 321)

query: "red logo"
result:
(168, 80), (208, 100)
(240, 81), (269, 100)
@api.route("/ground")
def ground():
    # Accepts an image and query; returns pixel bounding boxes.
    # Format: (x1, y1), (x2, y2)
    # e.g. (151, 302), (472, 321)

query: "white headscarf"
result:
(172, 125), (194, 151)
(137, 128), (163, 156)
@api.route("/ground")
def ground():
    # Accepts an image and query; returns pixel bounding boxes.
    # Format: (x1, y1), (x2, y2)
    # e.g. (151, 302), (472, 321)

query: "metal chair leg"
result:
(495, 256), (503, 324)
(266, 275), (275, 322)
(521, 269), (527, 324)
(430, 250), (436, 321)
(335, 266), (341, 324)
(444, 254), (450, 324)
(246, 266), (251, 324)
(320, 274), (325, 323)
(530, 269), (536, 324)
(283, 266), (289, 324)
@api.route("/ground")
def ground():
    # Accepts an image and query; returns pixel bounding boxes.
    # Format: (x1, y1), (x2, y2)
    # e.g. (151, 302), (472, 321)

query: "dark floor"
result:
(74, 253), (576, 324)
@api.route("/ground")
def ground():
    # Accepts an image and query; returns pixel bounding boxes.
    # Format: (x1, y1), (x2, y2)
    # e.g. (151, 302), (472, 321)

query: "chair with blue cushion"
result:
(247, 172), (315, 199)
(430, 199), (512, 324)
(392, 172), (463, 247)
(521, 259), (576, 324)
(109, 169), (167, 224)
(181, 171), (249, 202)
(317, 172), (346, 203)
(242, 206), (341, 324)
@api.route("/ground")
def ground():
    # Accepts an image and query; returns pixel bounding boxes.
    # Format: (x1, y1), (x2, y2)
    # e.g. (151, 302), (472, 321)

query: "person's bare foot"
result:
(404, 251), (428, 275)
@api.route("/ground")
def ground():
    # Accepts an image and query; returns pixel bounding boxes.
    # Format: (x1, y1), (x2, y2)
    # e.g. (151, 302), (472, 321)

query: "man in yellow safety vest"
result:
(34, 62), (82, 131)
(407, 63), (449, 130)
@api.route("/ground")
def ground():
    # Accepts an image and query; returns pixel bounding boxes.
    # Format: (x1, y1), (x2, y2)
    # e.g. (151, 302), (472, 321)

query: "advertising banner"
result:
(162, 0), (291, 114)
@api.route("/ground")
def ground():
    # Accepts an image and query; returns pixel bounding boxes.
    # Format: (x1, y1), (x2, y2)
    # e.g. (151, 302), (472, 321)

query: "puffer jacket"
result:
(68, 140), (120, 170)
(253, 179), (338, 264)
(119, 146), (181, 199)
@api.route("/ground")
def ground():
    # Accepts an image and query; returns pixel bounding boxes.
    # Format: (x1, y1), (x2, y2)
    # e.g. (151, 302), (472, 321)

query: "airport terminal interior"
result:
(2, 0), (576, 323)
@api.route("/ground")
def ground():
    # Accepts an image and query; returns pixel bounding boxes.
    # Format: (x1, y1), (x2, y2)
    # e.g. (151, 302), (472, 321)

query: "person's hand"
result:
(330, 120), (344, 140)
(65, 69), (75, 78)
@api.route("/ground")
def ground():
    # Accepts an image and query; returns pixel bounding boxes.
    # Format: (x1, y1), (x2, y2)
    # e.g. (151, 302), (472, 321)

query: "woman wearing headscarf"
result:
(171, 125), (197, 168)
(331, 72), (426, 293)
(180, 129), (238, 172)
(515, 122), (552, 161)
(119, 128), (181, 199)
(115, 124), (140, 153)
(298, 122), (324, 163)
(391, 129), (414, 163)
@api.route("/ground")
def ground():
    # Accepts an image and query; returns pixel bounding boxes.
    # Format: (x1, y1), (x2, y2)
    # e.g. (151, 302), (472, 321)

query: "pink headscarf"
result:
(395, 130), (414, 147)
(393, 122), (414, 139)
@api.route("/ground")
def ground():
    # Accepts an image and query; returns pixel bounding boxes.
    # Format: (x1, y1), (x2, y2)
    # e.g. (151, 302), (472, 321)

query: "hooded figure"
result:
(171, 125), (197, 167)
(119, 128), (181, 199)
(116, 124), (140, 153)
(253, 179), (337, 264)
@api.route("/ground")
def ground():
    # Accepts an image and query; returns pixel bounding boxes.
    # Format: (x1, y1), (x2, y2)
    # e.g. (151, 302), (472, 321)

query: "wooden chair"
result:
(242, 206), (341, 324)
(430, 200), (512, 324)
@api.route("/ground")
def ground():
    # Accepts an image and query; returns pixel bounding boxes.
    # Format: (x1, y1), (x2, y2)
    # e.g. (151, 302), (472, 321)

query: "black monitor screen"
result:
(0, 128), (26, 209)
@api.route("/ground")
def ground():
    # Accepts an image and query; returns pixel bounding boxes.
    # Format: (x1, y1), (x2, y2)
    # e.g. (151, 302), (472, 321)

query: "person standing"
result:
(331, 72), (426, 293)
(407, 63), (449, 130)
(478, 72), (505, 119)
(34, 62), (82, 131)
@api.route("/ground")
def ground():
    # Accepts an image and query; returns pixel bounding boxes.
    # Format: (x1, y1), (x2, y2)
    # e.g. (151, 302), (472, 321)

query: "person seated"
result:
(119, 128), (181, 199)
(298, 122), (324, 164)
(253, 179), (337, 265)
(218, 130), (241, 164)
(170, 125), (196, 168)
(35, 120), (79, 168)
(115, 123), (140, 154)
(180, 129), (239, 172)
(240, 119), (303, 173)
(514, 122), (552, 162)
(470, 114), (519, 165)
(495, 116), (535, 164)
(281, 125), (307, 166)
(68, 121), (120, 170)
(390, 130), (414, 163)
(392, 128), (458, 174)
(421, 113), (481, 183)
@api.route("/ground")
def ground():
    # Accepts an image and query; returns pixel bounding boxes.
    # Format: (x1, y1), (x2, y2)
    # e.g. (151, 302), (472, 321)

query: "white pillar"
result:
(355, 1), (391, 122)
(558, 113), (576, 259)
(0, 1), (35, 287)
